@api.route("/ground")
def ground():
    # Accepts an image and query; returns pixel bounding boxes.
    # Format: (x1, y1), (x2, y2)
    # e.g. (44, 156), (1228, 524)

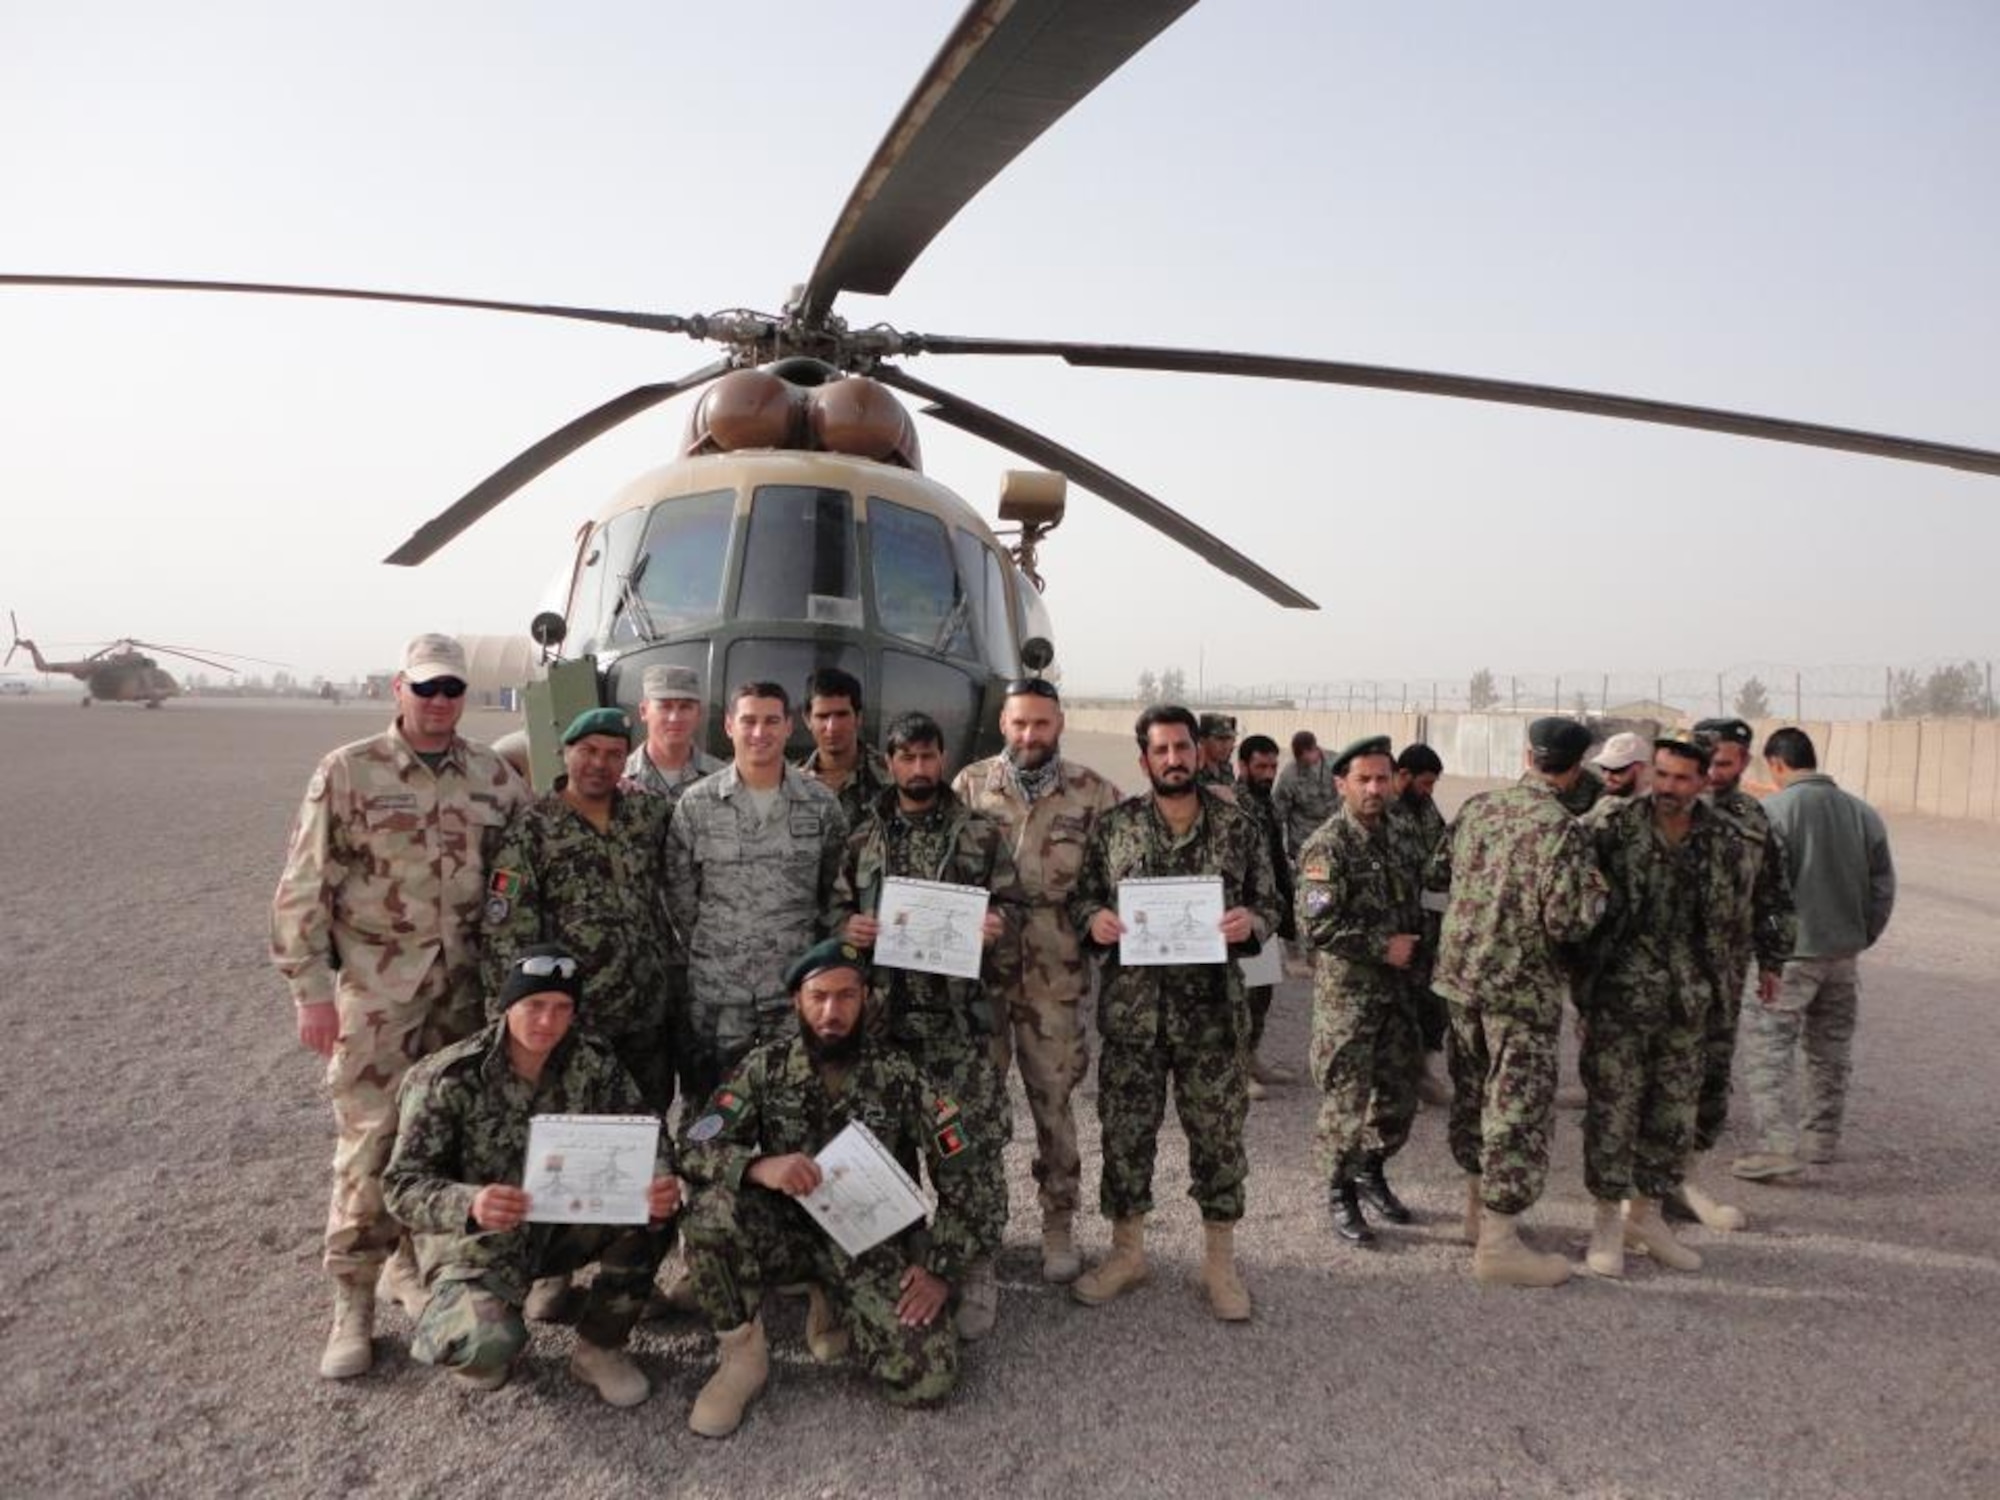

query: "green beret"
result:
(783, 937), (869, 992)
(562, 706), (634, 746)
(1330, 734), (1393, 776)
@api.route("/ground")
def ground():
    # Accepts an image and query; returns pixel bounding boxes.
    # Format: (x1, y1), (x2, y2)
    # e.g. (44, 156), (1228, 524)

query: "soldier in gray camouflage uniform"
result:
(667, 681), (847, 1108)
(1067, 705), (1280, 1322)
(622, 663), (727, 801)
(952, 676), (1120, 1283)
(678, 940), (984, 1437)
(1295, 736), (1427, 1246)
(270, 633), (528, 1378)
(1429, 717), (1608, 1288)
(796, 665), (891, 827)
(385, 946), (681, 1405)
(1273, 731), (1338, 862)
(834, 710), (1024, 1341)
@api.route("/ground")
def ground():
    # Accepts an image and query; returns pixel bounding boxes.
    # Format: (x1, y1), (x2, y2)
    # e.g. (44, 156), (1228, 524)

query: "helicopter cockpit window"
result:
(568, 509), (643, 657)
(869, 497), (975, 659)
(952, 529), (1019, 676)
(740, 486), (860, 627)
(610, 488), (735, 641)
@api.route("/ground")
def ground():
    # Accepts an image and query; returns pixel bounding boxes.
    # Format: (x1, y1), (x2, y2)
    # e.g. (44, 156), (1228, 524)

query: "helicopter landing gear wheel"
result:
(81, 696), (93, 708)
(145, 699), (162, 709)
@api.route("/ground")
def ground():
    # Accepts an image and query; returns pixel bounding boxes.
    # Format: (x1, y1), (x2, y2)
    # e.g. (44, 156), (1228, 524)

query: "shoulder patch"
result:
(711, 1088), (746, 1120)
(932, 1094), (962, 1125)
(1301, 862), (1330, 882)
(489, 868), (523, 900)
(685, 1113), (726, 1143)
(483, 894), (511, 924)
(934, 1119), (968, 1158)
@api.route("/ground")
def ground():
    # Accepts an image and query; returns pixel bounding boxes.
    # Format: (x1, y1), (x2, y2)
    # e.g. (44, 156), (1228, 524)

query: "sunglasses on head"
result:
(1004, 677), (1059, 701)
(515, 953), (579, 979)
(410, 678), (467, 699)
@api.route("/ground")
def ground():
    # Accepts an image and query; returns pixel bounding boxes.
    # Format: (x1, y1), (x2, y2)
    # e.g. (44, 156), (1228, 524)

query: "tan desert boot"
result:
(1472, 1211), (1573, 1288)
(1585, 1199), (1625, 1279)
(1624, 1198), (1703, 1271)
(570, 1339), (650, 1408)
(955, 1257), (999, 1341)
(1040, 1212), (1082, 1284)
(1461, 1176), (1482, 1246)
(689, 1319), (769, 1439)
(1680, 1157), (1747, 1232)
(804, 1283), (850, 1363)
(1246, 1074), (1270, 1101)
(319, 1281), (375, 1380)
(1200, 1221), (1252, 1322)
(1071, 1216), (1149, 1306)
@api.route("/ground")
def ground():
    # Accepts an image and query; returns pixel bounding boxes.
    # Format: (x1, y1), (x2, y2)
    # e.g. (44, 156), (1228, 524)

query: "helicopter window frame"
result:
(609, 486), (737, 643)
(738, 484), (861, 626)
(866, 495), (977, 662)
(950, 527), (1020, 677)
(569, 507), (646, 657)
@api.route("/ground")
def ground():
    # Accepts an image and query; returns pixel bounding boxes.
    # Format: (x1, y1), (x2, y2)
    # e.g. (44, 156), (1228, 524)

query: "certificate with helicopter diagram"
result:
(1117, 875), (1227, 966)
(874, 877), (989, 981)
(522, 1114), (660, 1225)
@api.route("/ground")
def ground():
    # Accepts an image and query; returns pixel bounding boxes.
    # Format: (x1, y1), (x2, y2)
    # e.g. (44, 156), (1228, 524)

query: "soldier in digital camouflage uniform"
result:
(270, 633), (529, 1378)
(1674, 717), (1796, 1229)
(833, 710), (1024, 1341)
(667, 681), (847, 1108)
(384, 946), (681, 1405)
(1395, 743), (1454, 1106)
(1194, 712), (1238, 791)
(1067, 705), (1280, 1322)
(678, 940), (984, 1437)
(1233, 734), (1297, 1094)
(796, 665), (892, 828)
(1429, 716), (1608, 1288)
(622, 663), (727, 801)
(1273, 730), (1339, 862)
(1576, 737), (1776, 1277)
(1295, 736), (1428, 1245)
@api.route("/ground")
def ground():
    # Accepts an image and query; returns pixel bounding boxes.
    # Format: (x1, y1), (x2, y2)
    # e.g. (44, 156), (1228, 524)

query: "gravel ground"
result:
(1, 697), (1994, 1498)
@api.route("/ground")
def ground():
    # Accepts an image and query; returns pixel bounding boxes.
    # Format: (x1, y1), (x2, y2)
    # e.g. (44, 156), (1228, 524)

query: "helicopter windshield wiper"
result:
(615, 555), (660, 645)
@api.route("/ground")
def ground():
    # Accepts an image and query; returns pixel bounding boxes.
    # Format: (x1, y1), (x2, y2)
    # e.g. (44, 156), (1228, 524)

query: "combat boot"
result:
(1677, 1156), (1747, 1232)
(1472, 1211), (1572, 1288)
(1585, 1198), (1625, 1279)
(1072, 1216), (1149, 1306)
(1040, 1212), (1082, 1284)
(1250, 1053), (1297, 1087)
(1246, 1073), (1269, 1102)
(1356, 1155), (1412, 1225)
(319, 1281), (375, 1380)
(1801, 1131), (1838, 1165)
(955, 1257), (999, 1342)
(1731, 1150), (1804, 1182)
(804, 1283), (850, 1363)
(1624, 1198), (1702, 1272)
(689, 1319), (769, 1439)
(1461, 1176), (1482, 1246)
(378, 1242), (428, 1319)
(570, 1338), (650, 1408)
(644, 1254), (701, 1319)
(1200, 1221), (1251, 1322)
(1328, 1178), (1376, 1245)
(524, 1273), (579, 1323)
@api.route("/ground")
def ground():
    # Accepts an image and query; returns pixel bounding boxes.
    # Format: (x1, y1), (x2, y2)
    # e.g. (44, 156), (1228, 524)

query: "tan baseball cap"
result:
(401, 633), (469, 684)
(1590, 731), (1648, 771)
(642, 664), (703, 701)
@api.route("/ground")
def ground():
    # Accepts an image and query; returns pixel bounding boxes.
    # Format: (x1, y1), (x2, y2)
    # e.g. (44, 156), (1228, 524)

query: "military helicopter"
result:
(4, 613), (265, 707)
(5, 0), (1998, 778)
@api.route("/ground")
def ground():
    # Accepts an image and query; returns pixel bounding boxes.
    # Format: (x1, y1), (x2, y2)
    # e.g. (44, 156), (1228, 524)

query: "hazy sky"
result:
(3, 1), (1996, 695)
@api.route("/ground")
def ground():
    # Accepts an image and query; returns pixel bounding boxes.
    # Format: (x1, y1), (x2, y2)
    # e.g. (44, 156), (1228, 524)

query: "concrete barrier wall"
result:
(1066, 705), (2000, 824)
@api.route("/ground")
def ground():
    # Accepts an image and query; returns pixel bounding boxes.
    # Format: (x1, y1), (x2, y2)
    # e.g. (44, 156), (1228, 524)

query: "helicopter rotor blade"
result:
(131, 642), (284, 673)
(796, 0), (1198, 323)
(910, 336), (2000, 479)
(874, 366), (1317, 610)
(0, 274), (699, 337)
(383, 359), (735, 566)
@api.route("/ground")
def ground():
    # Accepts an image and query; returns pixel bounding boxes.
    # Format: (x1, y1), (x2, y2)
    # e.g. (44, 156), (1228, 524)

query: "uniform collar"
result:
(389, 717), (468, 776)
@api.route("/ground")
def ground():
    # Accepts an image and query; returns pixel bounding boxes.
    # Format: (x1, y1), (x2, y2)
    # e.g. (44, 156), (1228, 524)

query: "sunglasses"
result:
(515, 953), (580, 979)
(1004, 677), (1060, 701)
(409, 678), (468, 699)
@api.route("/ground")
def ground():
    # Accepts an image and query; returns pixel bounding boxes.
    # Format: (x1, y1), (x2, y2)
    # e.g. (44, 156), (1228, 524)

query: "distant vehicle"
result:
(0, 678), (29, 696)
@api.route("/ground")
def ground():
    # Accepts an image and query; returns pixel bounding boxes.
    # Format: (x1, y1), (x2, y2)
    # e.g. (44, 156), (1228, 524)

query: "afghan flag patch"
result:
(932, 1094), (961, 1125)
(935, 1120), (967, 1158)
(712, 1088), (746, 1120)
(489, 868), (524, 900)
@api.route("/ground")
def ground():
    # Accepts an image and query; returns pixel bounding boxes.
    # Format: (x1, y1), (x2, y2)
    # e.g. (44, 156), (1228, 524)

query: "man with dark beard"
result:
(677, 939), (984, 1437)
(1233, 734), (1297, 1096)
(1395, 743), (1454, 1106)
(835, 711), (1024, 1341)
(951, 677), (1120, 1283)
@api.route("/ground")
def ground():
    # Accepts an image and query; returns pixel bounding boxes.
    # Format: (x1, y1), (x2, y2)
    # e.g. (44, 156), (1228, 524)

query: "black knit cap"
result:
(1692, 716), (1754, 748)
(497, 943), (584, 1010)
(1528, 717), (1593, 773)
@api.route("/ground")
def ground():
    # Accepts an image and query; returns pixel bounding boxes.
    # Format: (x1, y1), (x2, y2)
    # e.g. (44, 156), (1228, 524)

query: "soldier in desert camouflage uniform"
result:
(622, 663), (727, 801)
(384, 946), (681, 1406)
(795, 666), (891, 827)
(667, 681), (847, 1107)
(1067, 705), (1280, 1322)
(270, 634), (529, 1378)
(1575, 737), (1777, 1278)
(834, 710), (1023, 1341)
(1295, 736), (1427, 1246)
(1429, 716), (1607, 1288)
(951, 676), (1120, 1283)
(678, 940), (983, 1438)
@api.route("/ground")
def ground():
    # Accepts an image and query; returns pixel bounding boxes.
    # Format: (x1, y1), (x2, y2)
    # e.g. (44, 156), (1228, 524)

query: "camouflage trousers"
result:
(1578, 996), (1705, 1201)
(1310, 981), (1420, 1182)
(1415, 986), (1450, 1054)
(896, 1026), (1012, 1256)
(1694, 960), (1752, 1154)
(408, 1222), (670, 1376)
(602, 1022), (675, 1117)
(323, 957), (482, 1278)
(1445, 1005), (1558, 1217)
(1245, 985), (1273, 1054)
(1740, 955), (1860, 1157)
(682, 1180), (957, 1406)
(1096, 1007), (1249, 1224)
(990, 987), (1091, 1219)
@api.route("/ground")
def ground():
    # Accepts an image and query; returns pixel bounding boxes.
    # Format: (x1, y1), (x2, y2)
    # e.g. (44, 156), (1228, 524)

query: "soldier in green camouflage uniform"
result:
(833, 711), (1025, 1338)
(797, 665), (893, 827)
(1295, 736), (1427, 1243)
(384, 947), (680, 1403)
(1395, 744), (1454, 1102)
(1273, 732), (1339, 863)
(678, 940), (983, 1435)
(270, 634), (529, 1377)
(1233, 735), (1296, 1089)
(1558, 761), (1607, 817)
(1067, 706), (1280, 1320)
(1429, 717), (1608, 1287)
(484, 707), (678, 1110)
(1194, 712), (1239, 791)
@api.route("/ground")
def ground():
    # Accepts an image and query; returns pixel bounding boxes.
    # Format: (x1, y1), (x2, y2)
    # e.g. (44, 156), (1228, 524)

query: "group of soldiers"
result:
(271, 633), (1894, 1435)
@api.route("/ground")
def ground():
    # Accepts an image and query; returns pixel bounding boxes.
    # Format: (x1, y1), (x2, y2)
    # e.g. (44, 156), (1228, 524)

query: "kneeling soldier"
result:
(679, 939), (984, 1437)
(383, 945), (681, 1404)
